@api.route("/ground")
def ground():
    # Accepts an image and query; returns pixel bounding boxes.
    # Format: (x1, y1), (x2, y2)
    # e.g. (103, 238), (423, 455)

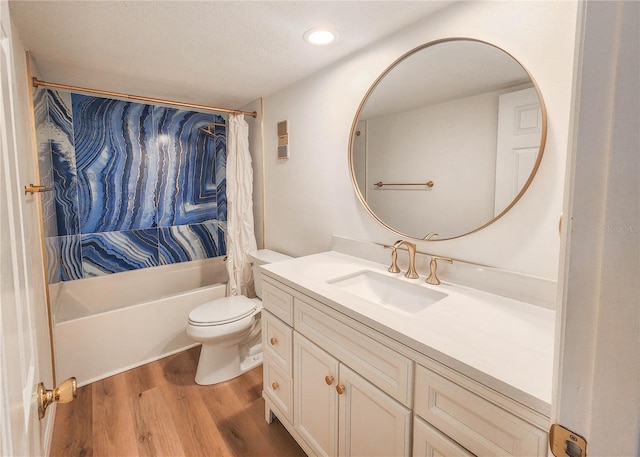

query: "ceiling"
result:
(9, 1), (453, 111)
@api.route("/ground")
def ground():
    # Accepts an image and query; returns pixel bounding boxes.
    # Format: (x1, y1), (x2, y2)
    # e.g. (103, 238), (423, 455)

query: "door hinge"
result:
(549, 423), (587, 457)
(24, 183), (53, 195)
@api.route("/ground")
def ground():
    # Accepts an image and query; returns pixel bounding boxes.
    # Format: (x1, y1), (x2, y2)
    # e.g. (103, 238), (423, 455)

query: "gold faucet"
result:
(425, 256), (453, 285)
(388, 240), (419, 279)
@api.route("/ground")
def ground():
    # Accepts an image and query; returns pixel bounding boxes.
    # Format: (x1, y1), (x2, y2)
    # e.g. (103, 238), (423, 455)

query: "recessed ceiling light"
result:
(304, 27), (338, 46)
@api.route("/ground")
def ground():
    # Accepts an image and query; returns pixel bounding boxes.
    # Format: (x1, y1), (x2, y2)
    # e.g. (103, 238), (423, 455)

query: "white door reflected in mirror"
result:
(494, 87), (543, 216)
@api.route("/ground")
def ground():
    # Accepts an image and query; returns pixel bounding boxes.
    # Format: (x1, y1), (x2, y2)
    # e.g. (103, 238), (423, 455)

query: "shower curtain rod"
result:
(32, 78), (257, 118)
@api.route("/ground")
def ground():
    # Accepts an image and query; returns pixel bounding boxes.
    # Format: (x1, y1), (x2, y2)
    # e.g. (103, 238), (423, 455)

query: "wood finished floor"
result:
(50, 346), (306, 457)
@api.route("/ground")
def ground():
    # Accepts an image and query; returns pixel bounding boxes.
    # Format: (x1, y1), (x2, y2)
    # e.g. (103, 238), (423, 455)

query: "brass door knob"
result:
(336, 384), (346, 395)
(271, 382), (279, 391)
(325, 375), (334, 385)
(38, 377), (77, 419)
(270, 337), (278, 345)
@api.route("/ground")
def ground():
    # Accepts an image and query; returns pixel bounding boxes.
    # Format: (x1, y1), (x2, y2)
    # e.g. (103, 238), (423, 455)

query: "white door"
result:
(0, 2), (46, 455)
(337, 364), (411, 457)
(493, 87), (543, 216)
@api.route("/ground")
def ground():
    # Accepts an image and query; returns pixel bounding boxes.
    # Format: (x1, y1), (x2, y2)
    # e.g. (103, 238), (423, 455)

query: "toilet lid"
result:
(188, 295), (258, 326)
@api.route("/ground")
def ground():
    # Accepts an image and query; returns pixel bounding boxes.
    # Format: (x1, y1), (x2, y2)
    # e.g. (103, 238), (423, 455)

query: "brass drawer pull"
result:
(270, 337), (278, 345)
(336, 384), (345, 395)
(271, 382), (279, 391)
(325, 375), (334, 385)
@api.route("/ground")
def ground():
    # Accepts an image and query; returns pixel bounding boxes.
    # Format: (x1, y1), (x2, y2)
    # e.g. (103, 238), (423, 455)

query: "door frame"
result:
(553, 1), (639, 455)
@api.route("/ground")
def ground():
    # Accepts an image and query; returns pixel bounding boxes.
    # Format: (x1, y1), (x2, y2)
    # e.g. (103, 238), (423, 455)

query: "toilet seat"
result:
(188, 295), (259, 327)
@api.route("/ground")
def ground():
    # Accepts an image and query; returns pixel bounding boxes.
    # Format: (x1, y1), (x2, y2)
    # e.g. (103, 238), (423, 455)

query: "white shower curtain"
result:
(225, 113), (258, 297)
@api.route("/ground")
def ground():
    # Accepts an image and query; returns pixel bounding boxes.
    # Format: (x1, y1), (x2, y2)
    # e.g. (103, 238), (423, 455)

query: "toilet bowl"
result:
(186, 249), (292, 385)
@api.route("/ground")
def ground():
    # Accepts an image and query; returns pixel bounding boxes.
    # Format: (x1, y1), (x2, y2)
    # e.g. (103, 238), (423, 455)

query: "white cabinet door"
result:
(338, 364), (411, 457)
(413, 416), (475, 457)
(294, 332), (411, 457)
(294, 333), (339, 457)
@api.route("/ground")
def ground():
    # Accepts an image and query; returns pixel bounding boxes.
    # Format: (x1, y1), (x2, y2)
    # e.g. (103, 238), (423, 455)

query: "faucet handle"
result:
(385, 240), (403, 273)
(425, 256), (453, 285)
(432, 256), (453, 264)
(388, 251), (401, 273)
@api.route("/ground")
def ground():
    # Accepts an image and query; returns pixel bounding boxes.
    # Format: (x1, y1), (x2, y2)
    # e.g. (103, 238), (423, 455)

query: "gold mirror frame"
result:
(348, 38), (547, 241)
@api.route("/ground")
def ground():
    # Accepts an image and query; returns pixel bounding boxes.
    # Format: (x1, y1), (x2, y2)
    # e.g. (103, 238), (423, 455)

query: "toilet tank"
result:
(247, 249), (292, 298)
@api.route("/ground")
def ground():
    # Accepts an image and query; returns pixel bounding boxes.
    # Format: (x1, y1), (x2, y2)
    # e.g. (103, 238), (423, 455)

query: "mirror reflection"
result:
(350, 39), (546, 240)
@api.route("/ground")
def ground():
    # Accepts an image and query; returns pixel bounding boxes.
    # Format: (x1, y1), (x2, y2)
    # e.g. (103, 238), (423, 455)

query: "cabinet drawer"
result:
(263, 360), (293, 423)
(414, 364), (548, 457)
(262, 280), (294, 325)
(295, 297), (413, 406)
(413, 416), (475, 457)
(262, 310), (293, 376)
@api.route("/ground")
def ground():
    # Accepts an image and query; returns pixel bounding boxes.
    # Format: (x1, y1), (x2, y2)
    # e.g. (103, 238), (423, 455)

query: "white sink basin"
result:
(327, 270), (448, 314)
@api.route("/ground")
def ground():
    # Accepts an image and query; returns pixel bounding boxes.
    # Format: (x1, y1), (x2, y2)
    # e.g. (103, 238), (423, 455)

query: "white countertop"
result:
(261, 250), (555, 416)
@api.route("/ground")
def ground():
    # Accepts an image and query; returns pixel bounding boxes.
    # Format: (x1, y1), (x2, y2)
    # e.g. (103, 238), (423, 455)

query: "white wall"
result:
(262, 1), (578, 280)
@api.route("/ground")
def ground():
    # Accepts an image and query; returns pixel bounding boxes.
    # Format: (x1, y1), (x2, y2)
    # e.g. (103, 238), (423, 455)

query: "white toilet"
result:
(187, 249), (292, 385)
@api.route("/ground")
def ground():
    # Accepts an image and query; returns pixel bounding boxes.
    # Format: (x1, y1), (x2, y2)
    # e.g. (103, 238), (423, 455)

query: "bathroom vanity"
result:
(260, 250), (555, 457)
(258, 35), (556, 457)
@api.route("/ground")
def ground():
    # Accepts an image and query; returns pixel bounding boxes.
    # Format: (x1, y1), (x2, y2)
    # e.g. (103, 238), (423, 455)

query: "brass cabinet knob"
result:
(272, 382), (279, 390)
(325, 375), (334, 385)
(270, 337), (278, 345)
(336, 384), (346, 395)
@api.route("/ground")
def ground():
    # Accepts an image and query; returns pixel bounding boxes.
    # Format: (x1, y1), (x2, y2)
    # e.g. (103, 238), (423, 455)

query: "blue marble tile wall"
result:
(34, 89), (227, 282)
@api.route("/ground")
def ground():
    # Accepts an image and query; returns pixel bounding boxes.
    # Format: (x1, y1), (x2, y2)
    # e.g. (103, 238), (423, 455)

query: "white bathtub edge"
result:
(75, 343), (201, 388)
(55, 283), (227, 386)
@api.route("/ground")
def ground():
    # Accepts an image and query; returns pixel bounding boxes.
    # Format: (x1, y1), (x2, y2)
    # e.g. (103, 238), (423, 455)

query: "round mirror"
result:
(349, 38), (547, 240)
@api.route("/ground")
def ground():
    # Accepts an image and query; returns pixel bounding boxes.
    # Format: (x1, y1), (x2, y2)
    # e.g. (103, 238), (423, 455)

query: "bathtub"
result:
(49, 257), (227, 386)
